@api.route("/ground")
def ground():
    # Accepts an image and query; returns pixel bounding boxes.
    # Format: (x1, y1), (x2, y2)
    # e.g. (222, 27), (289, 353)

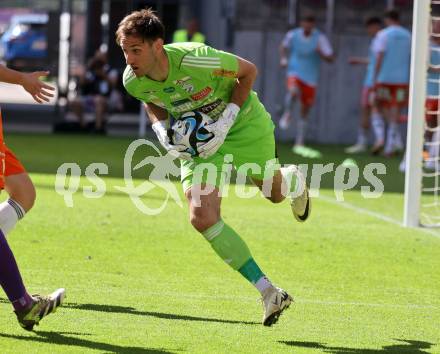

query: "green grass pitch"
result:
(0, 133), (439, 353)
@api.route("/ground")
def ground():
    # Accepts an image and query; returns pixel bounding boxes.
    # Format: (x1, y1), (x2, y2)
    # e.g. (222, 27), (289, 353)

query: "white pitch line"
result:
(60, 292), (440, 311)
(317, 194), (440, 239)
(299, 299), (440, 310)
(179, 294), (440, 310)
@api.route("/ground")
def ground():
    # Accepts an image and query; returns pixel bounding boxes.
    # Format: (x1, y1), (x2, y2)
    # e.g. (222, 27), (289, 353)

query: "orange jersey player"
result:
(0, 64), (65, 331)
(0, 108), (27, 190)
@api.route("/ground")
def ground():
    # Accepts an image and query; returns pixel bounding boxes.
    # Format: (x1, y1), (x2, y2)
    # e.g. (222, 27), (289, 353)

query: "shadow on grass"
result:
(65, 302), (259, 325)
(0, 331), (174, 354)
(279, 339), (435, 353)
(0, 298), (258, 326)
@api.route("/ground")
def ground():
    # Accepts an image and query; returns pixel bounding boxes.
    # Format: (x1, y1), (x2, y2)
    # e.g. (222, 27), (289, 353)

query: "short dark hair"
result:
(116, 8), (165, 45)
(365, 16), (382, 27)
(384, 9), (400, 22)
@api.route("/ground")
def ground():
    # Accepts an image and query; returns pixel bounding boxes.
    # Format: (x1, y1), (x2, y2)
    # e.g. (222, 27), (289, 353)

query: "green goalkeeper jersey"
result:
(123, 42), (266, 123)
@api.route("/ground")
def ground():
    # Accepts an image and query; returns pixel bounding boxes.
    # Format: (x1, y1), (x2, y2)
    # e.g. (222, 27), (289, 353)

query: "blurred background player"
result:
(118, 9), (312, 326)
(374, 9), (411, 157)
(423, 21), (440, 171)
(279, 14), (334, 153)
(346, 17), (385, 155)
(172, 18), (206, 43)
(0, 64), (65, 330)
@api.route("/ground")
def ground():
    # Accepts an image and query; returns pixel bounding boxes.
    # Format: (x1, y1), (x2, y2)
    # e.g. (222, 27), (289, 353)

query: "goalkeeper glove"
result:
(151, 120), (192, 160)
(198, 103), (240, 159)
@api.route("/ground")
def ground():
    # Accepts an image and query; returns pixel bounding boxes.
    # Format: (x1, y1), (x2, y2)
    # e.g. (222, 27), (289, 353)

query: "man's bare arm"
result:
(144, 102), (169, 124)
(0, 65), (54, 103)
(229, 56), (258, 108)
(279, 44), (289, 67)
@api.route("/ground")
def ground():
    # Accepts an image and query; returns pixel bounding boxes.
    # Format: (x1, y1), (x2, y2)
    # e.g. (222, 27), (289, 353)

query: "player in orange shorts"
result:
(373, 10), (411, 157)
(0, 64), (65, 330)
(0, 112), (27, 190)
(279, 15), (334, 150)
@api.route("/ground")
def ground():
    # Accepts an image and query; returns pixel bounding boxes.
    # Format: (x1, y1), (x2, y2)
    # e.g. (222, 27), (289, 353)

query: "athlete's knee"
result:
(190, 207), (219, 233)
(186, 185), (221, 232)
(26, 187), (36, 211)
(6, 175), (36, 212)
(12, 187), (35, 212)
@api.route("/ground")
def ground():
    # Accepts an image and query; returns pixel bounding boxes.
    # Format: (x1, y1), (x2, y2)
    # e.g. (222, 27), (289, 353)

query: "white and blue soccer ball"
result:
(168, 111), (214, 157)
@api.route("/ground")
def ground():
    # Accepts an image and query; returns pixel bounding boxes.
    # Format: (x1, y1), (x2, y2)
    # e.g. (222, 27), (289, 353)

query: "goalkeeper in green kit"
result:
(117, 9), (311, 326)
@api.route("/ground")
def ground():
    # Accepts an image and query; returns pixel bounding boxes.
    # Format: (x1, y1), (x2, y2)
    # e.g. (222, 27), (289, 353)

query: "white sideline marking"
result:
(175, 294), (440, 310)
(299, 299), (440, 310)
(185, 294), (439, 310)
(317, 194), (440, 239)
(61, 293), (440, 311)
(142, 290), (440, 309)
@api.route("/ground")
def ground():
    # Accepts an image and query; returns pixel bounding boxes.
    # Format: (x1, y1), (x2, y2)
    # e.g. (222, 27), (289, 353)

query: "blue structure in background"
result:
(0, 13), (48, 69)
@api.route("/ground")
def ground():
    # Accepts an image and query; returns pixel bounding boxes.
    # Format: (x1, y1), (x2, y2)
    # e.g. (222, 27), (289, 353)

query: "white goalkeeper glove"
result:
(198, 103), (240, 159)
(151, 120), (192, 160)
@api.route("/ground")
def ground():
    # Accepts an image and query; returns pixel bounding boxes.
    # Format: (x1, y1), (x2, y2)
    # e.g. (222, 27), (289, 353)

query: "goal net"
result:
(404, 0), (440, 227)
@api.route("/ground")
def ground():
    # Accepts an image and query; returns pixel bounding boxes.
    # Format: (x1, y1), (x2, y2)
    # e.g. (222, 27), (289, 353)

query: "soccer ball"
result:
(168, 111), (214, 157)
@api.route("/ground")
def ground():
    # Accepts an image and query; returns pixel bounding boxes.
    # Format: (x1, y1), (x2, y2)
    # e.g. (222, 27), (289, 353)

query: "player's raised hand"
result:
(21, 71), (55, 104)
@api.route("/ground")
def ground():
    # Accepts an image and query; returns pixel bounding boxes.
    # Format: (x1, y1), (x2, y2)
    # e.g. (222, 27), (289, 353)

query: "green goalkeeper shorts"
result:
(181, 99), (277, 193)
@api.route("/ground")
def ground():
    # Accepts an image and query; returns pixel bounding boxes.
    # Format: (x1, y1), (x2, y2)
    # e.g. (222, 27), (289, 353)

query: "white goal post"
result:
(404, 0), (439, 227)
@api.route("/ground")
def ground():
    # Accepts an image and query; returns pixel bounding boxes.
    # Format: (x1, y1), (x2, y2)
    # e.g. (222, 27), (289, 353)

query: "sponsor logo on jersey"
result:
(170, 92), (182, 100)
(173, 76), (194, 93)
(163, 87), (175, 93)
(171, 98), (191, 107)
(197, 99), (223, 115)
(191, 87), (212, 101)
(212, 69), (238, 78)
(143, 89), (157, 94)
(172, 102), (195, 113)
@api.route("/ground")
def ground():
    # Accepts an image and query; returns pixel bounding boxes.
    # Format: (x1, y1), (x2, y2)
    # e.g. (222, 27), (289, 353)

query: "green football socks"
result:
(202, 219), (265, 284)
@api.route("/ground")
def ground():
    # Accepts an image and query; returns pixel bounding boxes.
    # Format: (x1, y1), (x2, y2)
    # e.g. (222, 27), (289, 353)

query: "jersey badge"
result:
(173, 76), (194, 93)
(212, 69), (238, 78)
